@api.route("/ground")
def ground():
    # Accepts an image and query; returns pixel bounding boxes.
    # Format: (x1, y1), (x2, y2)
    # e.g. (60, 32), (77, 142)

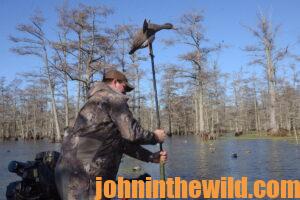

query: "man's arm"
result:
(109, 97), (158, 144)
(123, 140), (153, 162)
(122, 140), (167, 163)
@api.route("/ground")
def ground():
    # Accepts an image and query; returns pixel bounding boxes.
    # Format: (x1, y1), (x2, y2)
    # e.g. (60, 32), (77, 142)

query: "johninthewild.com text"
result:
(94, 176), (300, 199)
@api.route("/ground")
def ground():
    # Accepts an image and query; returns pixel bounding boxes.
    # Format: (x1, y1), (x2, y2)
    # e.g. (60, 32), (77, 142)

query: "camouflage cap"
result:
(103, 69), (134, 92)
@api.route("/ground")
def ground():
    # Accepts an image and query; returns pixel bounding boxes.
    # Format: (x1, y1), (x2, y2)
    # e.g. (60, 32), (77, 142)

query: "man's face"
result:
(115, 80), (126, 94)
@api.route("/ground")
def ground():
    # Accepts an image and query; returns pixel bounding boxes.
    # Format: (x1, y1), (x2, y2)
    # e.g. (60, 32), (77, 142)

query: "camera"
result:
(6, 151), (61, 200)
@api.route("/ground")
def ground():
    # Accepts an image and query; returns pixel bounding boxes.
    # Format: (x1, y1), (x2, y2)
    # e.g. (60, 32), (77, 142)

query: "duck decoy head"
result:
(162, 23), (174, 29)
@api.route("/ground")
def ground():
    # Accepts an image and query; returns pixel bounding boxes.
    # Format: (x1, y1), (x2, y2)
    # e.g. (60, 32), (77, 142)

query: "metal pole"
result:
(148, 43), (166, 196)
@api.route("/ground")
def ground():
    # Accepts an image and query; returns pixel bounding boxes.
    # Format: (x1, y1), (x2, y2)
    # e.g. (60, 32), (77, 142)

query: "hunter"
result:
(55, 69), (167, 200)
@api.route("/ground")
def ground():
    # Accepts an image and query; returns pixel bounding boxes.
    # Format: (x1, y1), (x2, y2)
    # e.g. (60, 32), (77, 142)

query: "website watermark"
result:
(94, 176), (300, 199)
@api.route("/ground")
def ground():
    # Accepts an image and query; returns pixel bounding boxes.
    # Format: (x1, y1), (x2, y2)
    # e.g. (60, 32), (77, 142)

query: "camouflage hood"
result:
(88, 81), (128, 100)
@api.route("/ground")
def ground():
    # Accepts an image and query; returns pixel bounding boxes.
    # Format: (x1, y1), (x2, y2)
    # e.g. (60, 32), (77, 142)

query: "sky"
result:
(0, 0), (300, 87)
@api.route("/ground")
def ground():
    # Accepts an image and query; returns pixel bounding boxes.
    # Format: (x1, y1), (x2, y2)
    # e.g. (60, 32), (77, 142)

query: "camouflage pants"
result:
(55, 163), (95, 200)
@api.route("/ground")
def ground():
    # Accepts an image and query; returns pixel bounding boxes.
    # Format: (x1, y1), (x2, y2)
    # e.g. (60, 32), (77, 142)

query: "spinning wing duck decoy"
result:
(129, 19), (174, 54)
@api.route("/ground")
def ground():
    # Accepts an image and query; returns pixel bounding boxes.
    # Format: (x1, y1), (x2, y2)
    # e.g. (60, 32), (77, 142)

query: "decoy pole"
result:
(129, 20), (174, 200)
(148, 42), (166, 192)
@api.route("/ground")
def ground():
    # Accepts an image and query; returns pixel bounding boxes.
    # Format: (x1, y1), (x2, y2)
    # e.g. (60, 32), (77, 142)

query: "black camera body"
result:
(6, 151), (61, 200)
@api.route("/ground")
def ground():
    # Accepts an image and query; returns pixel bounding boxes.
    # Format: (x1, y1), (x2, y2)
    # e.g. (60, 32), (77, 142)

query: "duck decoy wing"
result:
(129, 30), (145, 54)
(143, 19), (148, 33)
(140, 35), (155, 48)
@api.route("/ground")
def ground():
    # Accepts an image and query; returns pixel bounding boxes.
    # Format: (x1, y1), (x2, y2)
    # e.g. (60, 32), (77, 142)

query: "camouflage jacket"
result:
(57, 82), (157, 181)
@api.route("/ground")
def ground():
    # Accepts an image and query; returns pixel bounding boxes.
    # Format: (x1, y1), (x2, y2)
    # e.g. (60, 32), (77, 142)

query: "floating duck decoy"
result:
(245, 150), (251, 154)
(232, 153), (238, 158)
(129, 19), (174, 55)
(133, 165), (142, 171)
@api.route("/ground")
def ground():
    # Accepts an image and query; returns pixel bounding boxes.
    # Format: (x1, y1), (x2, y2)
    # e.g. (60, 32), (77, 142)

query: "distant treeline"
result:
(1, 3), (299, 142)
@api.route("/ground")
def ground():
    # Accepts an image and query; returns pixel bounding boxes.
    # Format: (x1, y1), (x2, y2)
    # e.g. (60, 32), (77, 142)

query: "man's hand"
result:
(150, 151), (168, 164)
(154, 129), (166, 143)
